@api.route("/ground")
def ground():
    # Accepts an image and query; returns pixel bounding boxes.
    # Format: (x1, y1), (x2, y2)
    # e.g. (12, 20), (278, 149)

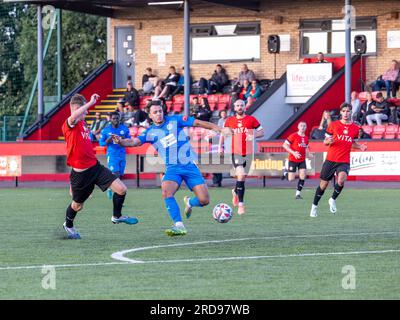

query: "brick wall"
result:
(109, 0), (400, 89)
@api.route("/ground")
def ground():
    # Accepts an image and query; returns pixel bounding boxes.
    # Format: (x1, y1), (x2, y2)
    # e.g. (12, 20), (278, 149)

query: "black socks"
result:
(113, 193), (126, 217)
(297, 179), (305, 192)
(313, 186), (325, 206)
(332, 183), (344, 200)
(65, 204), (77, 228)
(235, 181), (245, 203)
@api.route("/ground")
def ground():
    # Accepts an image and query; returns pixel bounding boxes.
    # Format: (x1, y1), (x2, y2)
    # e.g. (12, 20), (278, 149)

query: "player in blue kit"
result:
(113, 101), (230, 236)
(99, 112), (131, 199)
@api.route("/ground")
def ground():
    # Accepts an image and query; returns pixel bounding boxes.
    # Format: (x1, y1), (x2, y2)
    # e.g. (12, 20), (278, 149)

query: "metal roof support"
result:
(345, 0), (352, 103)
(183, 0), (190, 116)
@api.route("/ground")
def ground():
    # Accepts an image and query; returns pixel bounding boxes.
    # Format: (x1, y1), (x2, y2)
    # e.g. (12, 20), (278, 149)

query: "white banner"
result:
(151, 35), (172, 54)
(349, 151), (400, 176)
(286, 63), (332, 97)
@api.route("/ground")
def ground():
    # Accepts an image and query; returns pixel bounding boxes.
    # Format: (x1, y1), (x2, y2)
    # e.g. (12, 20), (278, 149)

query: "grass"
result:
(0, 187), (399, 299)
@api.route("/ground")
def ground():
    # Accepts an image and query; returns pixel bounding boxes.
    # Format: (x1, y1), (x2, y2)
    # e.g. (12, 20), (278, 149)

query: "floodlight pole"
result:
(37, 5), (44, 124)
(183, 0), (190, 117)
(57, 9), (62, 102)
(344, 0), (352, 103)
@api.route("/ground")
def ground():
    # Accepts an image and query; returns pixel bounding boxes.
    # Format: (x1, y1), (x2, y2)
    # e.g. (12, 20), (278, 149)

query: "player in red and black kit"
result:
(310, 103), (367, 217)
(220, 99), (264, 215)
(282, 121), (311, 200)
(62, 93), (138, 239)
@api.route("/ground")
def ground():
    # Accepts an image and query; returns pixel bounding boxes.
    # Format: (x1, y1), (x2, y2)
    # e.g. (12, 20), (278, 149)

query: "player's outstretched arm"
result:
(254, 127), (265, 138)
(193, 119), (222, 132)
(69, 94), (99, 126)
(352, 140), (367, 151)
(113, 135), (142, 147)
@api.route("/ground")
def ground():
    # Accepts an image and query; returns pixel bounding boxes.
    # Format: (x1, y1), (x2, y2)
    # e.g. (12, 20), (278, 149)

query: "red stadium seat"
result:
(384, 125), (399, 139)
(371, 125), (385, 139)
(217, 94), (230, 111)
(361, 125), (373, 136)
(358, 92), (369, 100)
(387, 98), (400, 107)
(165, 100), (173, 113)
(205, 95), (219, 111)
(172, 95), (184, 112)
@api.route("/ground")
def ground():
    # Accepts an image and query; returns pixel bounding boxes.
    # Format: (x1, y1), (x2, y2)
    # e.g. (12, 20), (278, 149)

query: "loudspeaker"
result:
(267, 35), (280, 54)
(354, 35), (367, 55)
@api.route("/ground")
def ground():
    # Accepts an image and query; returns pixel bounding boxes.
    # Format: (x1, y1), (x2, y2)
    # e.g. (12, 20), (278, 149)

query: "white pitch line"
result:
(0, 231), (398, 271)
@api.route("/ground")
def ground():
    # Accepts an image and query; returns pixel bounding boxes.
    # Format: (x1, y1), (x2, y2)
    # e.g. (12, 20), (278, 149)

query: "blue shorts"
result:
(162, 163), (205, 191)
(107, 155), (126, 177)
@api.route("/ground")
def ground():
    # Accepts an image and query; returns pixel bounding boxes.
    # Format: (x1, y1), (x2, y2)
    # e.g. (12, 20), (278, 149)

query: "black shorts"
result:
(70, 161), (118, 203)
(231, 154), (253, 168)
(288, 161), (307, 173)
(320, 160), (350, 181)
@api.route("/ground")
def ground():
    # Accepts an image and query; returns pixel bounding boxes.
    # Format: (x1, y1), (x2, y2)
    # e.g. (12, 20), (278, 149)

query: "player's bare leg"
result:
(329, 171), (347, 214)
(184, 184), (210, 219)
(310, 179), (329, 217)
(162, 181), (187, 236)
(295, 169), (306, 199)
(109, 178), (138, 224)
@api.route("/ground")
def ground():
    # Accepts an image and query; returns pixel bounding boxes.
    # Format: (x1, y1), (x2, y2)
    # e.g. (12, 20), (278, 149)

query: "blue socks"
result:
(164, 197), (182, 223)
(189, 196), (203, 208)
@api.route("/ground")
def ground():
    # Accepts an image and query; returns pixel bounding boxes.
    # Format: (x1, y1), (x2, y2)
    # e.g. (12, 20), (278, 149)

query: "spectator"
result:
(231, 80), (250, 111)
(198, 64), (229, 94)
(125, 103), (149, 128)
(315, 52), (328, 63)
(372, 60), (399, 98)
(142, 67), (158, 94)
(244, 79), (262, 108)
(193, 97), (212, 122)
(123, 80), (140, 108)
(388, 103), (400, 125)
(350, 91), (361, 122)
(89, 112), (107, 141)
(310, 110), (332, 139)
(358, 127), (371, 139)
(190, 96), (201, 117)
(212, 109), (228, 188)
(232, 64), (256, 92)
(366, 92), (390, 125)
(358, 91), (376, 125)
(153, 66), (180, 100)
(115, 99), (125, 118)
(171, 66), (193, 96)
(122, 101), (135, 126)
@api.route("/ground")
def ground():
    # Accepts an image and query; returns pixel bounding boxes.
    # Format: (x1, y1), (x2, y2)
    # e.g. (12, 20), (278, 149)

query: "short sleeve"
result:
(224, 118), (231, 128)
(252, 117), (261, 129)
(286, 133), (295, 144)
(326, 122), (334, 136)
(124, 127), (131, 139)
(177, 115), (195, 127)
(137, 128), (152, 145)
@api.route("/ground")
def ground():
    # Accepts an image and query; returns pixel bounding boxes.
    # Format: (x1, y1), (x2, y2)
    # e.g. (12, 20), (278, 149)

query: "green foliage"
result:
(0, 4), (106, 120)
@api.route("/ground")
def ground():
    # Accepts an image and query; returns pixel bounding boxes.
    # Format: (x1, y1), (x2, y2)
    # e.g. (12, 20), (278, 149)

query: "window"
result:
(191, 22), (260, 62)
(300, 17), (377, 56)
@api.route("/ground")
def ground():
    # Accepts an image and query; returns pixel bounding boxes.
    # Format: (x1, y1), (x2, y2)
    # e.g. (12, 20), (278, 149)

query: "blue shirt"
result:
(99, 124), (131, 157)
(137, 115), (197, 166)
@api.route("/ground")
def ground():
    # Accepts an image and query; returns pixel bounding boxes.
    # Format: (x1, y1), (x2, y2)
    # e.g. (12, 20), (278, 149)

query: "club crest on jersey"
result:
(167, 123), (174, 130)
(120, 130), (124, 135)
(343, 129), (348, 135)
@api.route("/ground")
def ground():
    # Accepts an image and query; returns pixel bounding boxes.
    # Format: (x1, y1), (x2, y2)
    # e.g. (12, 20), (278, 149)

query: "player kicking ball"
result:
(282, 121), (311, 199)
(310, 103), (367, 217)
(62, 94), (138, 239)
(113, 101), (230, 236)
(219, 99), (264, 215)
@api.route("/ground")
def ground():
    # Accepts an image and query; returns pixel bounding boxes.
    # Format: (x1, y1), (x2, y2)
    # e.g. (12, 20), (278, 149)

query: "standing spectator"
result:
(198, 64), (229, 94)
(153, 66), (180, 100)
(372, 60), (399, 98)
(350, 91), (361, 122)
(358, 91), (376, 125)
(89, 112), (107, 142)
(310, 110), (332, 140)
(124, 80), (140, 108)
(315, 52), (328, 63)
(366, 92), (390, 125)
(212, 109), (228, 188)
(142, 67), (158, 94)
(244, 80), (262, 109)
(232, 64), (256, 92)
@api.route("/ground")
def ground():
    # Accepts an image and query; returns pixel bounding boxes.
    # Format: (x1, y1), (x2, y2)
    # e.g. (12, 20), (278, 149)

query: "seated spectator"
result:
(232, 64), (256, 92)
(190, 96), (201, 117)
(171, 66), (193, 96)
(124, 80), (140, 107)
(358, 91), (376, 125)
(388, 102), (400, 125)
(350, 91), (361, 122)
(89, 112), (107, 141)
(115, 99), (125, 118)
(198, 64), (229, 95)
(193, 97), (212, 122)
(217, 109), (227, 128)
(142, 67), (158, 94)
(315, 52), (328, 63)
(153, 66), (180, 100)
(232, 79), (250, 107)
(366, 92), (390, 125)
(310, 110), (332, 139)
(125, 103), (149, 128)
(358, 127), (371, 139)
(244, 79), (262, 108)
(372, 60), (399, 98)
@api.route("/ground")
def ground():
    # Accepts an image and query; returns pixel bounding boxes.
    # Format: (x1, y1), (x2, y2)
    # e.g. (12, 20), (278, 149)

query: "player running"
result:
(219, 99), (264, 215)
(62, 94), (138, 239)
(282, 121), (311, 199)
(99, 111), (131, 199)
(113, 101), (230, 237)
(310, 103), (367, 217)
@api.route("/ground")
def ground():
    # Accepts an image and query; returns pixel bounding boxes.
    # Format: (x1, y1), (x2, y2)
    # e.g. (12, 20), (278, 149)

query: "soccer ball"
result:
(212, 203), (233, 223)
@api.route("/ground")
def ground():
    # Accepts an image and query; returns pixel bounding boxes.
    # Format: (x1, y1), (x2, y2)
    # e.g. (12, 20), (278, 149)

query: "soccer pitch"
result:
(0, 187), (399, 300)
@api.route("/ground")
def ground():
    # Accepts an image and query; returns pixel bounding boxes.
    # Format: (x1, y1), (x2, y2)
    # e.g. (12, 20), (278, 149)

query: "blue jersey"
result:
(99, 124), (131, 157)
(137, 115), (197, 166)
